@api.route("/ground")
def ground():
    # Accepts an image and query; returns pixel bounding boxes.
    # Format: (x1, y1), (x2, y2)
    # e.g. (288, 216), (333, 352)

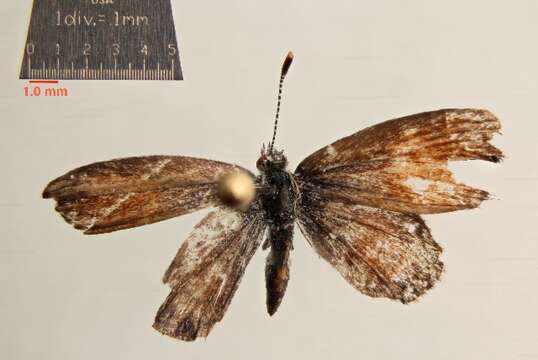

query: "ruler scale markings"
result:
(20, 0), (183, 80)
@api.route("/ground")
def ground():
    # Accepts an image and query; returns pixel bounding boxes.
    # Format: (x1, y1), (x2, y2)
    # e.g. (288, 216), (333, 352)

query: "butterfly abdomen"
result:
(259, 167), (297, 315)
(265, 230), (292, 316)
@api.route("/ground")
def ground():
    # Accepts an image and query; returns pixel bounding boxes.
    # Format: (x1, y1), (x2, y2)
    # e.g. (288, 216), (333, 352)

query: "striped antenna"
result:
(269, 51), (294, 153)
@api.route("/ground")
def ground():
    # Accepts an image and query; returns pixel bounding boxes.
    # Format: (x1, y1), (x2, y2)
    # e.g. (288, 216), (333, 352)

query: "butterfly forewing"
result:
(153, 205), (266, 341)
(295, 109), (503, 214)
(42, 156), (251, 234)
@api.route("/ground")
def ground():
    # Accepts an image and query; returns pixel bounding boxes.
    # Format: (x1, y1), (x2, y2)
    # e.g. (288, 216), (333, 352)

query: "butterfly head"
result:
(257, 146), (288, 171)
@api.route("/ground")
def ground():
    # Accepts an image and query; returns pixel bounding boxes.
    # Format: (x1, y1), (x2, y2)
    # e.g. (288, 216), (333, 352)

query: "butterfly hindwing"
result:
(43, 156), (251, 234)
(295, 109), (503, 214)
(297, 193), (443, 303)
(153, 205), (266, 341)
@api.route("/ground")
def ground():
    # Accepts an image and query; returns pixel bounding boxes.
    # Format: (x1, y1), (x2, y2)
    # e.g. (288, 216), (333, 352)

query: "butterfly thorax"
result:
(256, 149), (297, 315)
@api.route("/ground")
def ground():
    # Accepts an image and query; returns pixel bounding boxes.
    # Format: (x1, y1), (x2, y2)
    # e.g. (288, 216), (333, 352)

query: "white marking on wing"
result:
(405, 176), (432, 194)
(142, 159), (172, 180)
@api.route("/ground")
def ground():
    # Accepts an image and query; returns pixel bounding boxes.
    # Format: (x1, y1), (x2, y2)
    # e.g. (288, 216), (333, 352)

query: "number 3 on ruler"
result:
(168, 44), (176, 56)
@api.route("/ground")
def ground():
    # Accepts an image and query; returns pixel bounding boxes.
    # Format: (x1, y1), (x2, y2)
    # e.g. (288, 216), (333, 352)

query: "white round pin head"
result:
(217, 170), (256, 210)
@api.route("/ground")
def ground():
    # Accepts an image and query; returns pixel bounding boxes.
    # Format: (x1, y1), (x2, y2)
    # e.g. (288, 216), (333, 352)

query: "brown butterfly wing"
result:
(295, 109), (502, 302)
(296, 193), (443, 303)
(296, 109), (503, 214)
(43, 156), (251, 234)
(153, 205), (266, 341)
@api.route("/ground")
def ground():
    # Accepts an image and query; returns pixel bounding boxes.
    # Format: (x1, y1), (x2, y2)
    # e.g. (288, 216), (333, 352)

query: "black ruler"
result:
(20, 0), (183, 80)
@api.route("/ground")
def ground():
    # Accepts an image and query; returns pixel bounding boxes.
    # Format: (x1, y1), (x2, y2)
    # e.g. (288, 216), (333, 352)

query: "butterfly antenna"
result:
(269, 51), (294, 153)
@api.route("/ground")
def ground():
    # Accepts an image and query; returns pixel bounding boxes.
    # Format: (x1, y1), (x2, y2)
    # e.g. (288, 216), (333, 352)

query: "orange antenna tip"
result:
(281, 51), (294, 77)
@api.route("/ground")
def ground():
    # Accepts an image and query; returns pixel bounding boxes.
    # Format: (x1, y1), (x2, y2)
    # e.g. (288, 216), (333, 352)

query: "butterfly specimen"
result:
(43, 51), (503, 341)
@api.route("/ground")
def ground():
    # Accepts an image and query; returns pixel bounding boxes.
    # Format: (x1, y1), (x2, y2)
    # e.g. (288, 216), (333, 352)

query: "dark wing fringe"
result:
(296, 109), (503, 214)
(297, 195), (443, 303)
(43, 156), (250, 234)
(153, 205), (266, 341)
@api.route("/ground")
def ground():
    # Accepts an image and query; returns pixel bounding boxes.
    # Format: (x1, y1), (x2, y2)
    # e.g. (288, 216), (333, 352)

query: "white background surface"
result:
(1, 1), (537, 359)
